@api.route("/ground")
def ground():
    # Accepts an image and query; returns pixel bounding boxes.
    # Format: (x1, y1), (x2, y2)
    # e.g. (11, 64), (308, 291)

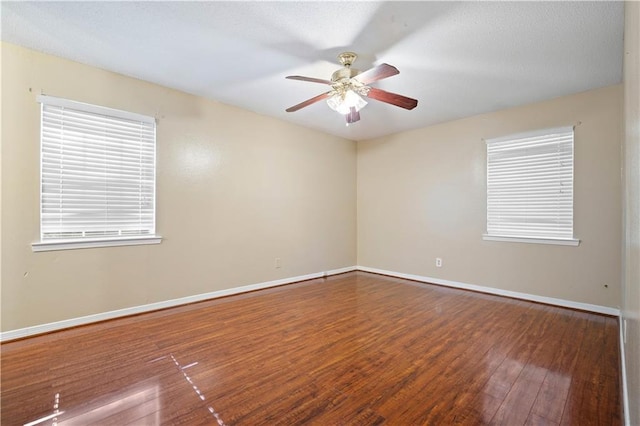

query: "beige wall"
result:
(0, 43), (357, 331)
(0, 40), (628, 342)
(358, 85), (622, 308)
(623, 1), (640, 424)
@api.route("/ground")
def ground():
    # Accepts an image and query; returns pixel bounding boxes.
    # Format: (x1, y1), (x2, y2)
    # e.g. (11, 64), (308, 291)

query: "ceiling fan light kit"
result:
(326, 89), (367, 114)
(285, 52), (418, 125)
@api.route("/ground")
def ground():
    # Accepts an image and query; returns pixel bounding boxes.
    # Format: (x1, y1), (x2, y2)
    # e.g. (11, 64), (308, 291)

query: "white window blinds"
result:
(39, 95), (156, 242)
(485, 126), (575, 242)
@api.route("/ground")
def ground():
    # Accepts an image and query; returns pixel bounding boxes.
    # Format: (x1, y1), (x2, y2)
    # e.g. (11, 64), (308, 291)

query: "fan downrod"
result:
(332, 52), (360, 82)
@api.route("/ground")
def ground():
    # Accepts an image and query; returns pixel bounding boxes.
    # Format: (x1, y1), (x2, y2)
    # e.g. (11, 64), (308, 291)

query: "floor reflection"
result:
(480, 356), (573, 424)
(23, 384), (160, 426)
(151, 354), (226, 426)
(23, 393), (63, 426)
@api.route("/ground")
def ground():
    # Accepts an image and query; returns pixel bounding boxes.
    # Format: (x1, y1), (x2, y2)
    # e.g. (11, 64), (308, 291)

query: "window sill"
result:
(32, 236), (163, 252)
(482, 235), (580, 246)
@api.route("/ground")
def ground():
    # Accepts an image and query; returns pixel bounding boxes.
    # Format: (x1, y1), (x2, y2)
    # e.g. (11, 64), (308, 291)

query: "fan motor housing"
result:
(331, 68), (360, 82)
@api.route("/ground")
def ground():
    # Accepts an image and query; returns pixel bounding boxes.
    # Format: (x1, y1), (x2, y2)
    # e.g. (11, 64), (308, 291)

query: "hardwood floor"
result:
(1, 272), (621, 425)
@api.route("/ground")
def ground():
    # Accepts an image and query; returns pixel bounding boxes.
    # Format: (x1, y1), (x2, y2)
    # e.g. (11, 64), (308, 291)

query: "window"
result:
(484, 126), (579, 246)
(32, 95), (161, 252)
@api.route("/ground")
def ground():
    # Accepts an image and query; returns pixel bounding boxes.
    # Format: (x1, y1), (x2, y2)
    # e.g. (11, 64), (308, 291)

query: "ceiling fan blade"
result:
(346, 107), (360, 124)
(365, 87), (418, 110)
(355, 63), (399, 85)
(285, 91), (332, 112)
(286, 75), (333, 85)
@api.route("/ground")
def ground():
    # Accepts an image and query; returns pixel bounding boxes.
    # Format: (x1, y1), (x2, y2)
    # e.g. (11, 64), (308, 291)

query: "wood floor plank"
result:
(560, 313), (621, 426)
(526, 412), (560, 426)
(0, 272), (621, 425)
(490, 363), (548, 425)
(531, 370), (573, 423)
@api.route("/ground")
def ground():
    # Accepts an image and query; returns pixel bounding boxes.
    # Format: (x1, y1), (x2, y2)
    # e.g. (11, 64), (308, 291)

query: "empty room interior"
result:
(1, 1), (639, 425)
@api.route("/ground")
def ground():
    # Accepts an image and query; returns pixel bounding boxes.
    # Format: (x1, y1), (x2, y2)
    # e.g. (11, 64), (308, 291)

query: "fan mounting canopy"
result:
(337, 52), (357, 68)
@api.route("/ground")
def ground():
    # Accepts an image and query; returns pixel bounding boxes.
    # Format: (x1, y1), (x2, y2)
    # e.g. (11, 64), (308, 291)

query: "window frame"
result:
(32, 95), (162, 252)
(482, 126), (580, 247)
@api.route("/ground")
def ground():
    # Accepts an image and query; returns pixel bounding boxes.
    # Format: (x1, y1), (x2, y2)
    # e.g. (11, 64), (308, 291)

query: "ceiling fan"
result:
(285, 52), (418, 125)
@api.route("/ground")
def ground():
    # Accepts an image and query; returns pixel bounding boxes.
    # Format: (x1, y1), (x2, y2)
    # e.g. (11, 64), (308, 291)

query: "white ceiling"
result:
(1, 1), (624, 141)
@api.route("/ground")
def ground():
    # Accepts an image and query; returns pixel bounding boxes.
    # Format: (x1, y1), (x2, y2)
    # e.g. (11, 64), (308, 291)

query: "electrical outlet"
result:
(275, 258), (281, 269)
(436, 258), (442, 268)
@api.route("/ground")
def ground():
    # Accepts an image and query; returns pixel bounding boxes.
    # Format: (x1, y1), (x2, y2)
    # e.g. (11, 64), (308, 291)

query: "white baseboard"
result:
(620, 317), (631, 426)
(356, 266), (621, 316)
(0, 266), (356, 342)
(1, 264), (620, 342)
